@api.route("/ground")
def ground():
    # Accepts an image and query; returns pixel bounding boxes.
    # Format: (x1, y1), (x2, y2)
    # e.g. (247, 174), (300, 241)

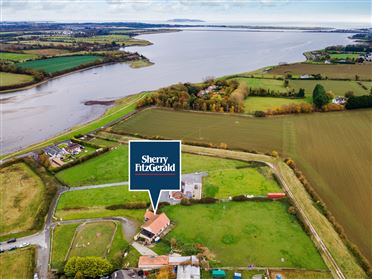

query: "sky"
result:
(1, 0), (371, 28)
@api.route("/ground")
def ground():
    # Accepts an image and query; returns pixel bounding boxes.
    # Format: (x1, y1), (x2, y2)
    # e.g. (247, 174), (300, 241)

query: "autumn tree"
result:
(64, 256), (112, 278)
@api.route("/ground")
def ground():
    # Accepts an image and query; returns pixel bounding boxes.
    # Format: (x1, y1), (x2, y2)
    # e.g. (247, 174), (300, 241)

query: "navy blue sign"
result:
(129, 140), (181, 212)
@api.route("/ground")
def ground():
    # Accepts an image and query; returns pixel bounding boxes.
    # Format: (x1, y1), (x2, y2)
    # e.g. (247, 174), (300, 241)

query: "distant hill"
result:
(167, 18), (205, 23)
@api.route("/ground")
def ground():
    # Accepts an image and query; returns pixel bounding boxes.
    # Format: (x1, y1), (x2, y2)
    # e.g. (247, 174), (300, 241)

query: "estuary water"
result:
(0, 29), (351, 154)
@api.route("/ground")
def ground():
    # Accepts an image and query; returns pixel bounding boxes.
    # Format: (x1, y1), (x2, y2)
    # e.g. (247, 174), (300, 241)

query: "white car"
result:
(20, 242), (30, 248)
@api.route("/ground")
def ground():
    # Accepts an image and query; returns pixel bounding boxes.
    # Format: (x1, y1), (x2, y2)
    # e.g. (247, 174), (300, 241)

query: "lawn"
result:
(113, 108), (372, 262)
(0, 162), (44, 237)
(269, 270), (332, 279)
(0, 51), (38, 62)
(0, 71), (34, 87)
(68, 221), (116, 258)
(17, 55), (102, 74)
(203, 167), (281, 198)
(201, 270), (265, 279)
(267, 63), (372, 80)
(51, 223), (80, 272)
(244, 97), (308, 113)
(162, 202), (326, 269)
(0, 247), (35, 279)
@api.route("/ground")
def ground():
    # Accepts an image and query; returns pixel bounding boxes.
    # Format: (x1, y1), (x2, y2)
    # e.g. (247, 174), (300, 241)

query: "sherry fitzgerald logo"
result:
(128, 140), (181, 213)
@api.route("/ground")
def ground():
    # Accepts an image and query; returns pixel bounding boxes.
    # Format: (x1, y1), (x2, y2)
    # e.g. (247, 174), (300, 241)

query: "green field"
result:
(237, 77), (286, 91)
(17, 55), (102, 74)
(289, 79), (369, 96)
(56, 145), (251, 187)
(113, 108), (372, 262)
(56, 145), (129, 186)
(0, 163), (45, 237)
(162, 202), (326, 268)
(51, 223), (80, 271)
(56, 185), (148, 210)
(0, 247), (35, 279)
(107, 223), (130, 268)
(328, 53), (360, 60)
(244, 97), (308, 113)
(203, 167), (281, 197)
(0, 71), (34, 87)
(69, 221), (116, 258)
(0, 51), (38, 62)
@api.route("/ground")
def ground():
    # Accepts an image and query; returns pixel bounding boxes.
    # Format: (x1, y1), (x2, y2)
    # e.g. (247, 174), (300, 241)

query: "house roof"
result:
(144, 210), (155, 220)
(169, 256), (199, 266)
(138, 255), (169, 267)
(142, 213), (170, 235)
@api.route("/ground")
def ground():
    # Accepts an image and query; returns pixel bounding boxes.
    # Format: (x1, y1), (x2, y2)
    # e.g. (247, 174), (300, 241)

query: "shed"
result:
(212, 269), (226, 278)
(234, 272), (242, 279)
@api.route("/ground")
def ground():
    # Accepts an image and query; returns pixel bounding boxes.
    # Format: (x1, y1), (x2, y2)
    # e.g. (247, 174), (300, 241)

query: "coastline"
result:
(0, 59), (153, 94)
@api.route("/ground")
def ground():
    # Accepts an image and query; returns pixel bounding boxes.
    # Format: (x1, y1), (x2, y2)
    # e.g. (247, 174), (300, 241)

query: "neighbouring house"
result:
(176, 265), (200, 279)
(138, 255), (169, 270)
(43, 145), (66, 158)
(138, 255), (200, 277)
(64, 142), (83, 155)
(169, 255), (199, 266)
(267, 193), (286, 200)
(332, 96), (347, 105)
(137, 211), (171, 244)
(167, 172), (206, 203)
(300, 74), (312, 79)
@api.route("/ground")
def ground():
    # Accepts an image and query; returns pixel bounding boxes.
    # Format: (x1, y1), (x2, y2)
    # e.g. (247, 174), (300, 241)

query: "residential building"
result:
(176, 265), (200, 279)
(138, 255), (169, 270)
(137, 211), (171, 243)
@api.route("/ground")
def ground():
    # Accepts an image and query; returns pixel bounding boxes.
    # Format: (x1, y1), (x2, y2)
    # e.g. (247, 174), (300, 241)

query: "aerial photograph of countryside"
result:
(0, 0), (371, 279)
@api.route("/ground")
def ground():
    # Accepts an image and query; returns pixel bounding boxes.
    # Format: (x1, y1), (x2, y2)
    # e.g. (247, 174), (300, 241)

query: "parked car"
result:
(8, 247), (17, 251)
(0, 249), (4, 253)
(7, 238), (16, 243)
(20, 242), (30, 248)
(34, 273), (39, 279)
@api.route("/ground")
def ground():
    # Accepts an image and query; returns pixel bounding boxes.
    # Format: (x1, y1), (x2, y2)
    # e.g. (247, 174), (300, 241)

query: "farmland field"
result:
(267, 63), (372, 80)
(203, 167), (281, 197)
(328, 53), (360, 60)
(0, 162), (45, 237)
(0, 247), (35, 279)
(0, 51), (38, 62)
(113, 108), (372, 262)
(0, 72), (34, 87)
(68, 221), (116, 258)
(23, 48), (71, 56)
(244, 97), (308, 113)
(289, 79), (369, 96)
(17, 55), (102, 74)
(237, 77), (286, 91)
(162, 202), (326, 268)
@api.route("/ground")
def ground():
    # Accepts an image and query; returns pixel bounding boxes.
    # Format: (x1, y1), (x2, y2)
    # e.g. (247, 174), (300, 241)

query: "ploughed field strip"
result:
(16, 55), (102, 74)
(111, 108), (372, 262)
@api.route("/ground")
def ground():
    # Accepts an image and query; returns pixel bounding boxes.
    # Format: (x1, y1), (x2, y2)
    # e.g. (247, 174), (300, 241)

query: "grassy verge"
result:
(51, 223), (80, 272)
(55, 208), (145, 222)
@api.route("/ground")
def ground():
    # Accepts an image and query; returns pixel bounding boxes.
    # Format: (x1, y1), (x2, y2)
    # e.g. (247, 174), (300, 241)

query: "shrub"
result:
(64, 256), (113, 278)
(254, 110), (266, 117)
(345, 95), (372, 109)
